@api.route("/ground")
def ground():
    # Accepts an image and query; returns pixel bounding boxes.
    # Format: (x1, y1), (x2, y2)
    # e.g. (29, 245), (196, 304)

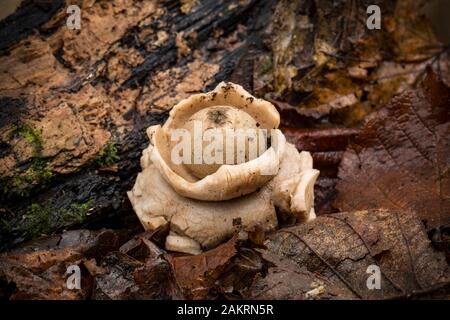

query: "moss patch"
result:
(92, 141), (120, 167)
(10, 124), (43, 156)
(1, 200), (92, 239)
(2, 124), (53, 199)
(6, 159), (53, 196)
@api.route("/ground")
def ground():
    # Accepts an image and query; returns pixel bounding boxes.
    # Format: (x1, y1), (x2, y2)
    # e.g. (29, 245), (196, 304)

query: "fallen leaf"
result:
(93, 232), (181, 300)
(92, 252), (143, 300)
(257, 0), (448, 129)
(168, 235), (239, 299)
(248, 250), (353, 300)
(0, 229), (124, 300)
(282, 127), (360, 152)
(282, 127), (359, 179)
(334, 70), (450, 231)
(258, 209), (449, 300)
(314, 177), (339, 215)
(214, 247), (264, 299)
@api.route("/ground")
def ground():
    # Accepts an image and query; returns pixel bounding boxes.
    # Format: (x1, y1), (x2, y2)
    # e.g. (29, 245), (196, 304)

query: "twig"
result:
(384, 281), (450, 300)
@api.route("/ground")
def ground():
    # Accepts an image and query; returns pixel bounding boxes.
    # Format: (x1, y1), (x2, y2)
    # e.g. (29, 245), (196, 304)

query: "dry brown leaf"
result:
(168, 235), (239, 299)
(92, 230), (181, 300)
(334, 70), (450, 231)
(248, 250), (353, 300)
(0, 229), (124, 300)
(257, 0), (448, 128)
(254, 209), (449, 300)
(92, 249), (180, 300)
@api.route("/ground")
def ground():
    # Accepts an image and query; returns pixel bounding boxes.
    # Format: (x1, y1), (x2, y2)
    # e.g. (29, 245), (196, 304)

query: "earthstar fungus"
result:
(128, 82), (319, 254)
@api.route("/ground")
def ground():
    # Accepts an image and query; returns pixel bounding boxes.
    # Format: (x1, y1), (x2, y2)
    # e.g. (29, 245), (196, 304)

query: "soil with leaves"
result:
(0, 0), (449, 299)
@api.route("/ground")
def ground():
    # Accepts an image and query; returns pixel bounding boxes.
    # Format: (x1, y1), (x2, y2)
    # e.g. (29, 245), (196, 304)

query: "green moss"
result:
(57, 201), (91, 226)
(1, 200), (92, 239)
(10, 124), (43, 156)
(92, 141), (120, 167)
(2, 158), (53, 198)
(28, 158), (53, 182)
(21, 203), (52, 238)
(2, 124), (53, 199)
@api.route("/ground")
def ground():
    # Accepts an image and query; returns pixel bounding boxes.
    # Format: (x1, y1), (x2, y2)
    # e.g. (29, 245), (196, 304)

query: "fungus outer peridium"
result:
(127, 82), (319, 255)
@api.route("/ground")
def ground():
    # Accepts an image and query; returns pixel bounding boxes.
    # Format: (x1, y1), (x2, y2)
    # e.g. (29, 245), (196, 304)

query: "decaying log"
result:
(0, 0), (275, 249)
